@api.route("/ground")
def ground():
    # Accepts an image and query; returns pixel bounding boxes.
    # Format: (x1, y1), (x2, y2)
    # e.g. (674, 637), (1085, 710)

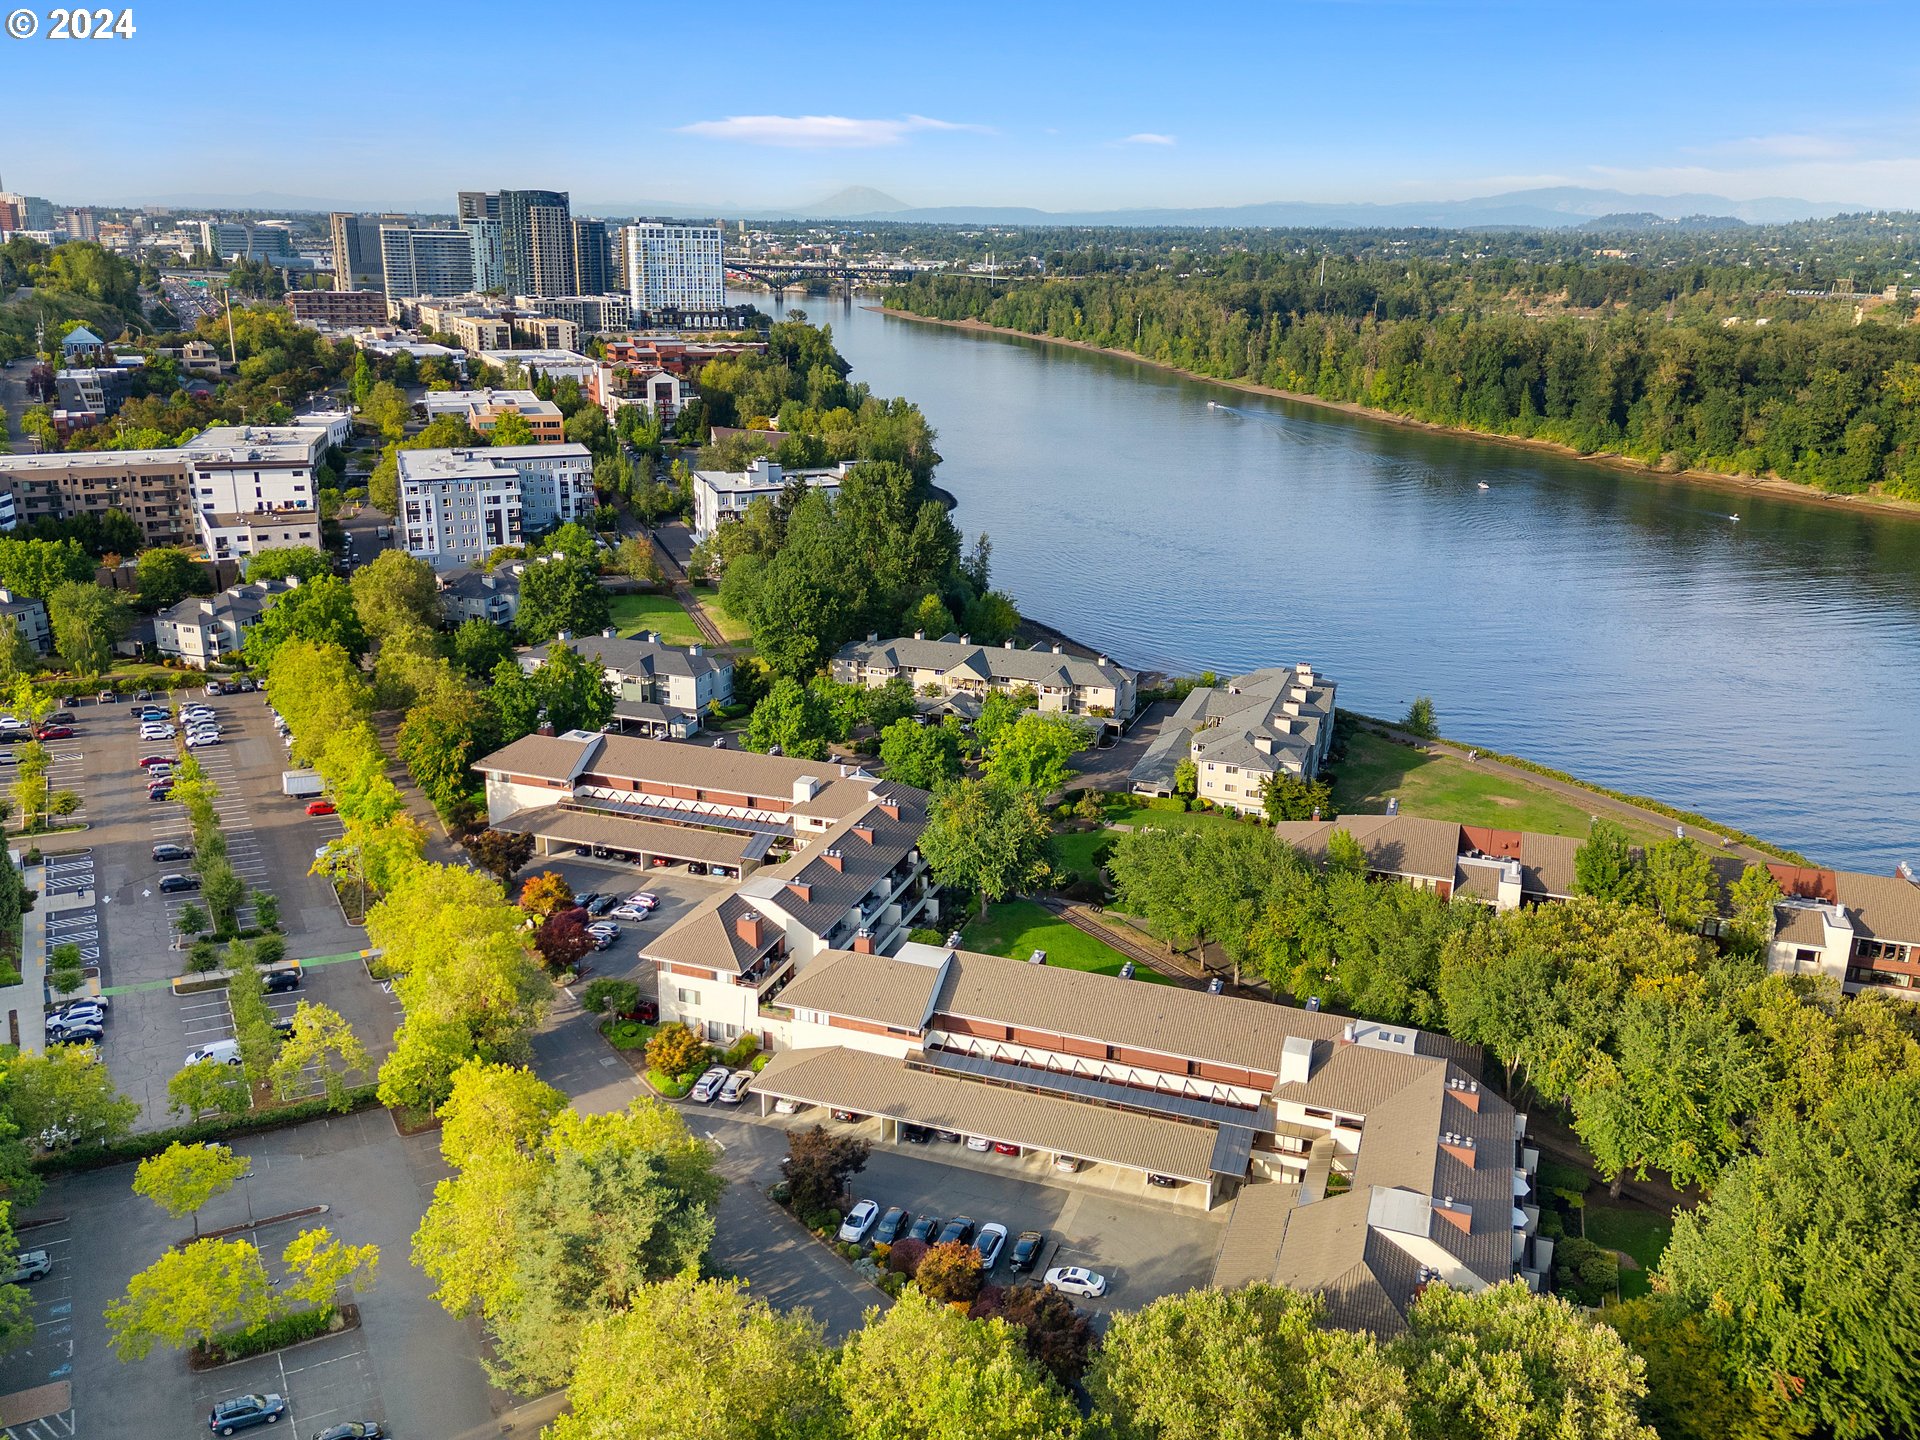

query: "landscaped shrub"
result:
(186, 939), (220, 973)
(253, 892), (281, 932)
(915, 1241), (984, 1303)
(720, 1033), (761, 1068)
(581, 977), (639, 1016)
(602, 1020), (653, 1050)
(769, 1180), (791, 1206)
(254, 935), (287, 966)
(1553, 1236), (1620, 1305)
(887, 1237), (928, 1278)
(33, 1085), (381, 1174)
(195, 1304), (335, 1365)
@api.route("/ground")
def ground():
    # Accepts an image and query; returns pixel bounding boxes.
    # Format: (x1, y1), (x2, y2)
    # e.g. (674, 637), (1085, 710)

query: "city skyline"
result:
(4, 0), (1919, 213)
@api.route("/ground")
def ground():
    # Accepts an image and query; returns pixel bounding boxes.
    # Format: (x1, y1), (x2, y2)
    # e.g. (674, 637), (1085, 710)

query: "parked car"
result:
(158, 873), (201, 893)
(837, 1200), (880, 1243)
(873, 1206), (911, 1244)
(152, 842), (192, 862)
(207, 1392), (287, 1434)
(772, 1097), (806, 1115)
(626, 891), (659, 910)
(186, 732), (222, 749)
(608, 905), (650, 922)
(587, 920), (621, 940)
(203, 681), (226, 697)
(718, 1068), (754, 1104)
(1147, 1173), (1183, 1189)
(1053, 1155), (1082, 1173)
(830, 1109), (862, 1123)
(7, 1250), (51, 1283)
(900, 1123), (933, 1144)
(934, 1128), (963, 1143)
(936, 1217), (975, 1246)
(305, 800), (336, 816)
(148, 784), (174, 801)
(139, 727), (175, 743)
(992, 1142), (1022, 1157)
(34, 724), (72, 740)
(1043, 1265), (1108, 1299)
(47, 1023), (101, 1047)
(689, 1065), (731, 1103)
(0, 750), (13, 765)
(138, 755), (173, 770)
(906, 1214), (942, 1243)
(974, 1222), (1009, 1268)
(573, 891), (602, 912)
(965, 1136), (991, 1152)
(0, 717), (23, 732)
(262, 967), (302, 993)
(95, 690), (115, 704)
(48, 1004), (106, 1032)
(586, 893), (619, 916)
(184, 1039), (242, 1068)
(1010, 1230), (1046, 1273)
(313, 1425), (386, 1440)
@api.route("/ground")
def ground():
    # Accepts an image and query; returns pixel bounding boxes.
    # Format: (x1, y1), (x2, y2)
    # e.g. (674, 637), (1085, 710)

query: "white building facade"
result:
(379, 227), (476, 301)
(396, 450), (523, 569)
(622, 221), (724, 310)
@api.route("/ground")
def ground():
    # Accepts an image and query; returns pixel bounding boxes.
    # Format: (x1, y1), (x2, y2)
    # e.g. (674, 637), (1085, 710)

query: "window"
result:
(675, 987), (696, 1005)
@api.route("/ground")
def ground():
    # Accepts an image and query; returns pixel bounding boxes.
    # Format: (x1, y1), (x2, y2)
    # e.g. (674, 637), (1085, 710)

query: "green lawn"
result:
(607, 591), (705, 646)
(1051, 828), (1112, 889)
(1100, 795), (1252, 835)
(693, 583), (753, 643)
(960, 899), (1170, 983)
(1329, 730), (1660, 841)
(1584, 1205), (1673, 1299)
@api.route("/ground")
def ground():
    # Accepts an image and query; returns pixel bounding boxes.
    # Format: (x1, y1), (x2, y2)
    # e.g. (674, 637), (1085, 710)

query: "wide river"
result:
(749, 291), (1920, 874)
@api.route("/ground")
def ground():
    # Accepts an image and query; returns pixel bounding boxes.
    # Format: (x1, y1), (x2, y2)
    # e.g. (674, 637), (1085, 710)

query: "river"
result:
(743, 290), (1920, 874)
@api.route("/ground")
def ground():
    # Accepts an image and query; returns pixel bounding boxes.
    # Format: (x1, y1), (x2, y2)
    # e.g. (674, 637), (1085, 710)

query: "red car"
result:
(36, 725), (73, 740)
(137, 754), (172, 769)
(992, 1142), (1023, 1157)
(305, 800), (336, 816)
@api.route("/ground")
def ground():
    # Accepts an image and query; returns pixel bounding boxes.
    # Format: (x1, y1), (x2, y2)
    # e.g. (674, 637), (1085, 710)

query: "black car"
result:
(208, 1392), (286, 1434)
(900, 1123), (933, 1144)
(934, 1128), (963, 1143)
(48, 1024), (102, 1046)
(158, 873), (200, 893)
(152, 843), (193, 863)
(1009, 1230), (1046, 1273)
(587, 893), (619, 916)
(314, 1426), (385, 1440)
(1147, 1173), (1183, 1189)
(873, 1206), (911, 1244)
(906, 1214), (942, 1244)
(148, 784), (173, 801)
(936, 1216), (975, 1246)
(574, 892), (602, 913)
(263, 967), (302, 993)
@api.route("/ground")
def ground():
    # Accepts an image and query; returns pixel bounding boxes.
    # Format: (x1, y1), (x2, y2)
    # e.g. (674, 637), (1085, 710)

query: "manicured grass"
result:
(694, 583), (753, 643)
(1101, 796), (1253, 835)
(1328, 729), (1661, 841)
(1050, 828), (1112, 888)
(607, 591), (705, 646)
(1584, 1205), (1672, 1300)
(961, 899), (1171, 984)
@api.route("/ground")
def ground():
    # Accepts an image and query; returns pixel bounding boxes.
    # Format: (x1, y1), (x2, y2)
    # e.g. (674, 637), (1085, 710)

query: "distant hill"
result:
(804, 186), (911, 217)
(1579, 211), (1749, 232)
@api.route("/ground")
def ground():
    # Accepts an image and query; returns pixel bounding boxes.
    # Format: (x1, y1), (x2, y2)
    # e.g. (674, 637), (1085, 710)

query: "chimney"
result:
(1447, 1076), (1482, 1112)
(1278, 1034), (1313, 1086)
(852, 929), (874, 955)
(1440, 1132), (1479, 1168)
(876, 800), (901, 821)
(1434, 1198), (1472, 1234)
(913, 629), (924, 641)
(557, 629), (573, 642)
(959, 634), (971, 645)
(868, 632), (879, 643)
(688, 644), (701, 657)
(1051, 643), (1062, 655)
(1097, 655), (1109, 667)
(536, 710), (554, 737)
(1004, 639), (1015, 649)
(786, 880), (812, 903)
(821, 848), (844, 872)
(735, 913), (763, 947)
(852, 824), (875, 845)
(1341, 1022), (1356, 1044)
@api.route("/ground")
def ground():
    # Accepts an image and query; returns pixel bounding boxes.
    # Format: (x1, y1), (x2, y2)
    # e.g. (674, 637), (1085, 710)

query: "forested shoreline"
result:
(883, 264), (1920, 503)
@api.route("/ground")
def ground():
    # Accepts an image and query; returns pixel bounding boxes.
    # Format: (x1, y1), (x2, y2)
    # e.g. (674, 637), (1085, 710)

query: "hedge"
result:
(31, 1085), (382, 1175)
(194, 1303), (336, 1366)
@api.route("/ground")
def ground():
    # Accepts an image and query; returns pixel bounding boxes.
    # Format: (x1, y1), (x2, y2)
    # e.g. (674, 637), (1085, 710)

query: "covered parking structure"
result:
(492, 803), (771, 880)
(755, 1046), (1231, 1208)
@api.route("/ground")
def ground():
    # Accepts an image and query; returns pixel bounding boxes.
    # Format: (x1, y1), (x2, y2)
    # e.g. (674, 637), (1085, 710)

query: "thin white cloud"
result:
(677, 113), (987, 149)
(1692, 133), (1858, 161)
(1121, 132), (1177, 146)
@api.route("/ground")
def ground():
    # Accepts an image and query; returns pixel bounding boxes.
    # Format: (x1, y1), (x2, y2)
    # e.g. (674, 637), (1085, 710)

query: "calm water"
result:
(751, 291), (1920, 873)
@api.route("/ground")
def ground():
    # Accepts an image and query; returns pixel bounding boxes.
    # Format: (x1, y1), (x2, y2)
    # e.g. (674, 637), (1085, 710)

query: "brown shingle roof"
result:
(642, 891), (781, 976)
(476, 731), (598, 781)
(1838, 872), (1920, 943)
(1273, 815), (1463, 883)
(754, 1047), (1218, 1181)
(778, 949), (948, 1031)
(491, 805), (760, 866)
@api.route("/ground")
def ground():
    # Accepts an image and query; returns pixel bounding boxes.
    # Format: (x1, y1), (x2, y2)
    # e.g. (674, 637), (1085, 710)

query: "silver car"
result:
(718, 1068), (754, 1104)
(689, 1065), (731, 1103)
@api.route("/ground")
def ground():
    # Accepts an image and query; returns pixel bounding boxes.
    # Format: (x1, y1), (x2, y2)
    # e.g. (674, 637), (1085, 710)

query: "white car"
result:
(139, 726), (175, 742)
(837, 1200), (880, 1243)
(965, 1135), (992, 1152)
(185, 732), (221, 748)
(626, 892), (659, 909)
(718, 1068), (754, 1104)
(773, 1097), (805, 1115)
(0, 717), (22, 732)
(974, 1222), (1009, 1268)
(689, 1065), (731, 1103)
(184, 1038), (241, 1067)
(1044, 1265), (1109, 1299)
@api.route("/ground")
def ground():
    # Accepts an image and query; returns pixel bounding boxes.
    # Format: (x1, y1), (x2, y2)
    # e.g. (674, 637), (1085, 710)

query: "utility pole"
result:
(223, 286), (237, 365)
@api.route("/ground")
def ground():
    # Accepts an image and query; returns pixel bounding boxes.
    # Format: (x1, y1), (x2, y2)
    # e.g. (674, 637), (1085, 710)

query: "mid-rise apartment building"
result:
(0, 449), (196, 547)
(181, 423), (331, 561)
(590, 362), (688, 423)
(378, 227), (475, 301)
(522, 294), (630, 335)
(475, 349), (597, 385)
(485, 444), (593, 529)
(524, 629), (733, 737)
(623, 220), (724, 310)
(691, 457), (847, 539)
(1133, 665), (1338, 813)
(286, 289), (389, 327)
(154, 578), (292, 667)
(833, 632), (1139, 722)
(0, 591), (51, 655)
(395, 449), (524, 568)
(420, 389), (565, 443)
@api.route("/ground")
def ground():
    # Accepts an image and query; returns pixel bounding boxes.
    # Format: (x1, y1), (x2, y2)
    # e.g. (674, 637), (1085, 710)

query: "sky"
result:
(2, 0), (1918, 213)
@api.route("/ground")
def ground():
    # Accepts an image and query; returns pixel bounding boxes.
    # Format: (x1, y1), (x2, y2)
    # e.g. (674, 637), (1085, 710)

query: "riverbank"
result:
(869, 306), (1920, 524)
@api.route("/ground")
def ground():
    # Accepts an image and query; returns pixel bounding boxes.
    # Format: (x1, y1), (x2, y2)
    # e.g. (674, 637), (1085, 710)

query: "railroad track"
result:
(1035, 898), (1206, 987)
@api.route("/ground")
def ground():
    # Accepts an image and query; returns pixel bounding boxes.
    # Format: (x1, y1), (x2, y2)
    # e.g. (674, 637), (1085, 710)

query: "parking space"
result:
(516, 860), (722, 989)
(189, 1327), (381, 1438)
(0, 1218), (77, 1438)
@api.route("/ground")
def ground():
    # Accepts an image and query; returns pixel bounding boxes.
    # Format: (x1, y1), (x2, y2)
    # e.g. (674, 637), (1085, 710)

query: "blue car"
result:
(208, 1393), (286, 1434)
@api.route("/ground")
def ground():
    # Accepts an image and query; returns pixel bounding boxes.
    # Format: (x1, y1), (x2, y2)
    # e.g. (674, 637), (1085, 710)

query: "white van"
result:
(183, 1038), (241, 1068)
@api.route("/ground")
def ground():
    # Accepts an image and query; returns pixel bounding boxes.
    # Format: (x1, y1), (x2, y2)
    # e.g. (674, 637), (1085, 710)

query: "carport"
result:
(493, 803), (770, 880)
(756, 1046), (1226, 1208)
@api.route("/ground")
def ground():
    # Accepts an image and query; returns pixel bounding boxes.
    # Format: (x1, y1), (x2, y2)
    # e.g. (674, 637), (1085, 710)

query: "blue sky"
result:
(2, 0), (1917, 212)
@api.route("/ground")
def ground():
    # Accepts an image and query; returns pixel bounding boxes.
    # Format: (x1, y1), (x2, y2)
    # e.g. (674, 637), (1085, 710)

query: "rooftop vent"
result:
(600, 627), (616, 638)
(1029, 949), (1048, 965)
(944, 930), (964, 948)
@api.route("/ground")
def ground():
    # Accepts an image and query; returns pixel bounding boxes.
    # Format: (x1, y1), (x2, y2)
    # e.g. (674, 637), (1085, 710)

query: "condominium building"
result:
(64, 208), (98, 242)
(286, 289), (389, 327)
(181, 423), (331, 561)
(498, 189), (573, 297)
(483, 444), (593, 529)
(0, 448), (196, 547)
(395, 448), (523, 568)
(524, 629), (733, 737)
(420, 389), (565, 444)
(457, 191), (500, 222)
(691, 457), (847, 539)
(522, 294), (630, 335)
(509, 315), (581, 353)
(463, 217), (504, 291)
(833, 632), (1139, 722)
(198, 220), (293, 261)
(475, 349), (597, 385)
(571, 218), (614, 296)
(0, 591), (51, 656)
(622, 220), (724, 310)
(590, 362), (688, 423)
(1133, 665), (1339, 813)
(436, 565), (520, 627)
(328, 213), (389, 288)
(378, 226), (475, 301)
(154, 578), (293, 668)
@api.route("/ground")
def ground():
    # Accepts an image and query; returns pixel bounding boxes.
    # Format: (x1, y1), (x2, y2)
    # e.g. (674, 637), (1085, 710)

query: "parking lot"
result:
(518, 856), (724, 990)
(5, 1111), (501, 1438)
(31, 689), (396, 1126)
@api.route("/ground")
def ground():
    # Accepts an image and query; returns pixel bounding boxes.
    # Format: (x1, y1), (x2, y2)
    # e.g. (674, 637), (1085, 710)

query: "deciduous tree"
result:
(349, 549), (440, 642)
(267, 1001), (370, 1108)
(1573, 818), (1648, 905)
(515, 555), (610, 643)
(919, 777), (1054, 917)
(464, 828), (535, 886)
(517, 871), (573, 919)
(782, 1124), (869, 1218)
(983, 713), (1093, 795)
(132, 1142), (249, 1237)
(3, 1046), (138, 1150)
(104, 1238), (275, 1360)
(1646, 835), (1718, 931)
(914, 1241), (984, 1303)
(48, 582), (129, 679)
(879, 716), (964, 791)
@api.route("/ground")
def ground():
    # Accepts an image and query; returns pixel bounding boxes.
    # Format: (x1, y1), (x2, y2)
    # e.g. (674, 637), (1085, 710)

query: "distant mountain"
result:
(804, 186), (911, 217)
(1579, 211), (1749, 232)
(769, 186), (1853, 230)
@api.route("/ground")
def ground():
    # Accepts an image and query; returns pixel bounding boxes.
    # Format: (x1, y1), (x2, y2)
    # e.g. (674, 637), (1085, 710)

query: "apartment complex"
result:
(522, 294), (630, 335)
(378, 227), (475, 300)
(622, 220), (725, 310)
(498, 189), (574, 297)
(394, 443), (592, 567)
(328, 212), (393, 288)
(463, 217), (504, 291)
(475, 349), (597, 385)
(571, 217), (615, 295)
(286, 289), (389, 327)
(833, 632), (1139, 722)
(420, 389), (565, 443)
(691, 456), (847, 539)
(436, 565), (520, 627)
(0, 448), (195, 547)
(0, 591), (51, 655)
(153, 578), (293, 667)
(179, 423), (330, 561)
(1133, 665), (1339, 814)
(589, 362), (688, 423)
(524, 629), (733, 737)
